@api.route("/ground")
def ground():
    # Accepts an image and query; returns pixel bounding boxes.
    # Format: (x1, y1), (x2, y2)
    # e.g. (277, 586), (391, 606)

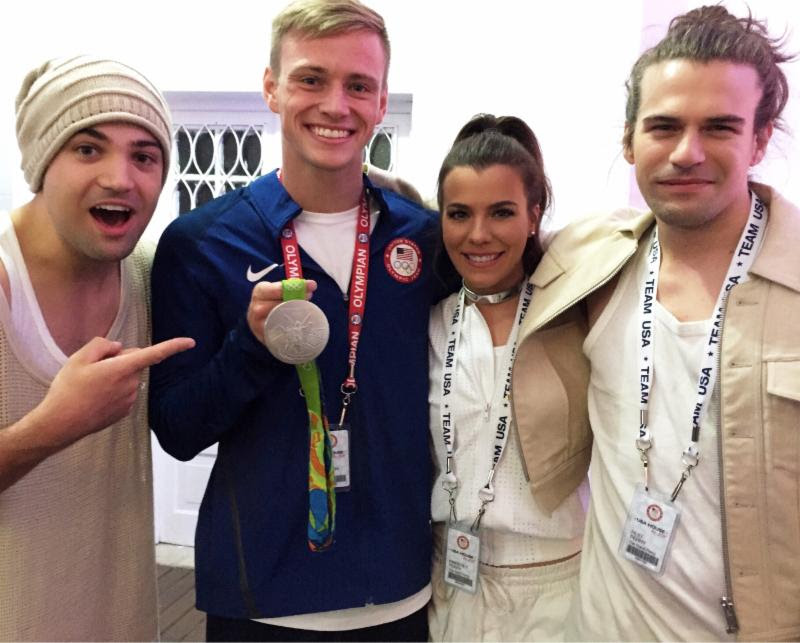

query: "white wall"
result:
(2, 0), (798, 233)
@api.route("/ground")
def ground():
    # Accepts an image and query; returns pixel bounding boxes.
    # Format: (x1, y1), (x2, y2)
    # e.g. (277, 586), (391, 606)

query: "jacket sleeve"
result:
(147, 220), (290, 461)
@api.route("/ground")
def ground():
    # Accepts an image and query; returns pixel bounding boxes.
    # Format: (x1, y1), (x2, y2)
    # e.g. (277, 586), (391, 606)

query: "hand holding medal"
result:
(262, 278), (330, 364)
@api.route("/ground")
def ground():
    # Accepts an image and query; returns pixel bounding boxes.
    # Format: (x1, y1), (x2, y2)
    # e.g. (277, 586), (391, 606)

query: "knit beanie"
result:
(15, 55), (173, 192)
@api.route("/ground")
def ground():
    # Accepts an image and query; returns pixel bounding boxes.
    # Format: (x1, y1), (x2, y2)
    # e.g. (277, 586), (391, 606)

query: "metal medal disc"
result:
(263, 299), (330, 364)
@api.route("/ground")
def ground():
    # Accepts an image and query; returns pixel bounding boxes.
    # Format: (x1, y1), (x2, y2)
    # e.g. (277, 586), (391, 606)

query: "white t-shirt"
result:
(568, 234), (754, 641)
(429, 292), (586, 566)
(292, 204), (378, 294)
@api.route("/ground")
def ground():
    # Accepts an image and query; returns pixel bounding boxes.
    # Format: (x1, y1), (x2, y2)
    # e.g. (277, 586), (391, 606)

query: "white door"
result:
(152, 437), (216, 546)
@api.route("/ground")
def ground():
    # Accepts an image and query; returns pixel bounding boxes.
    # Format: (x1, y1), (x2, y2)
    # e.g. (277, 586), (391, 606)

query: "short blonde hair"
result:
(270, 0), (390, 80)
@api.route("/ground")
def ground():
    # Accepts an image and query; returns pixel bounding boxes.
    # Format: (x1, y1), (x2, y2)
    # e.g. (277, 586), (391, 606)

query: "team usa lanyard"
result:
(278, 190), (371, 551)
(439, 281), (534, 532)
(636, 193), (766, 500)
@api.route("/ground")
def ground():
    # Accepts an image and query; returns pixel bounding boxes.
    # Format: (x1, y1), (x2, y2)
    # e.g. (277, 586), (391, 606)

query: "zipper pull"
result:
(720, 596), (739, 634)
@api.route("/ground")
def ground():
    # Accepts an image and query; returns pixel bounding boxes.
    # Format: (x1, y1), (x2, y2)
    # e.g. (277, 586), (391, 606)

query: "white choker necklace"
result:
(462, 280), (524, 305)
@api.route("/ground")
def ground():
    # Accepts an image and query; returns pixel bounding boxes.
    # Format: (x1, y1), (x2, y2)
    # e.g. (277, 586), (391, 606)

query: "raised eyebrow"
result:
(491, 200), (519, 209)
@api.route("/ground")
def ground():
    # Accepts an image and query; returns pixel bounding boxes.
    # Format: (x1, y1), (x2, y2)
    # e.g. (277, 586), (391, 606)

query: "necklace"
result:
(462, 279), (525, 305)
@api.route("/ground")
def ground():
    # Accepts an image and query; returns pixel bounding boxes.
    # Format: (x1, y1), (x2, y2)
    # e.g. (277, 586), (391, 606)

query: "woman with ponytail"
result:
(427, 114), (586, 641)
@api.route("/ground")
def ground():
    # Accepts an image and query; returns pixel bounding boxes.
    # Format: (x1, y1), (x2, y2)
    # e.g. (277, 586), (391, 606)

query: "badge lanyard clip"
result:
(670, 445), (700, 502)
(637, 421), (652, 491)
(470, 478), (495, 533)
(440, 452), (458, 523)
(442, 465), (459, 524)
(338, 381), (357, 425)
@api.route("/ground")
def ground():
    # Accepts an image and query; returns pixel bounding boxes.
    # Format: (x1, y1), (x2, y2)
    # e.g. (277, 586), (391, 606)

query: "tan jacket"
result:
(510, 184), (800, 641)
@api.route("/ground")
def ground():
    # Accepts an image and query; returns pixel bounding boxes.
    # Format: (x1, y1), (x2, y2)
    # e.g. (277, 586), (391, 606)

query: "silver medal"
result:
(263, 299), (330, 364)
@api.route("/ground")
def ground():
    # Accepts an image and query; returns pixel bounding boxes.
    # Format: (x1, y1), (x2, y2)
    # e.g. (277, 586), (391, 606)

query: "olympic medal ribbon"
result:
(282, 278), (336, 551)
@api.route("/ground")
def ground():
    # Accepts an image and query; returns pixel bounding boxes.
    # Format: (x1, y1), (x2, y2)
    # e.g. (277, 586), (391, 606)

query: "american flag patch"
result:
(384, 238), (422, 284)
(396, 246), (414, 261)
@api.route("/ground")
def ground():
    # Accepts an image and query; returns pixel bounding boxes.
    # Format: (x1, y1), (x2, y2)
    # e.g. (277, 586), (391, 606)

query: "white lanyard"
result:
(636, 193), (767, 500)
(439, 281), (534, 531)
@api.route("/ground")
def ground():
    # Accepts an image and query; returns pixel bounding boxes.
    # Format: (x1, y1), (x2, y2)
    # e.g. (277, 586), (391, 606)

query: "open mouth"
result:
(90, 204), (132, 227)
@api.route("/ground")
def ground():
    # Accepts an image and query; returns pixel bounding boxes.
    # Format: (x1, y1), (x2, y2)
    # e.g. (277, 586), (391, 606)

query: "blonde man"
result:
(149, 1), (438, 640)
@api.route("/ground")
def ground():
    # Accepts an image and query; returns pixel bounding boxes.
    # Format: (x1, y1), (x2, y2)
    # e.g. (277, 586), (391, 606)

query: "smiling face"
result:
(441, 164), (538, 295)
(263, 28), (388, 179)
(40, 122), (164, 264)
(624, 59), (771, 231)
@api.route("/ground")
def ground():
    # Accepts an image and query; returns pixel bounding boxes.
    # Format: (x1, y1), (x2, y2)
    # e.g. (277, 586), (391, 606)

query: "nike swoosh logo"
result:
(246, 263), (280, 282)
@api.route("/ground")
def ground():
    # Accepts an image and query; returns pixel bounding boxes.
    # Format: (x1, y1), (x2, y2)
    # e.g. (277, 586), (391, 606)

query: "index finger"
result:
(117, 337), (196, 372)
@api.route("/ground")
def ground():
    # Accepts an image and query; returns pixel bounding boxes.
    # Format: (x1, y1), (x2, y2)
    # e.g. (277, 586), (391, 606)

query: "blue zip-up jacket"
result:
(149, 171), (438, 619)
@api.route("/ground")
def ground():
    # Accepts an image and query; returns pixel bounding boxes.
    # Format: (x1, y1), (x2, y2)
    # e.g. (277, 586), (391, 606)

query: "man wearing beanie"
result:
(0, 55), (193, 640)
(149, 1), (437, 640)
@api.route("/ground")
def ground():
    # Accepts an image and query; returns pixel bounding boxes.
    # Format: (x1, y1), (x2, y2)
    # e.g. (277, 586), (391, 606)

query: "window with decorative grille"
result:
(165, 91), (411, 215)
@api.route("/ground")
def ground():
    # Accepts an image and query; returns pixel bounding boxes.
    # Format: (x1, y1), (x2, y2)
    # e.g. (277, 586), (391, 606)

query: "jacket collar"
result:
(246, 170), (389, 241)
(521, 207), (650, 335)
(533, 207), (652, 289)
(246, 170), (300, 237)
(748, 183), (800, 293)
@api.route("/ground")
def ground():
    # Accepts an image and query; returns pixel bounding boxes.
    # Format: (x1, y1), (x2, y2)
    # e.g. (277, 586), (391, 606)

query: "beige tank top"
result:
(0, 214), (158, 641)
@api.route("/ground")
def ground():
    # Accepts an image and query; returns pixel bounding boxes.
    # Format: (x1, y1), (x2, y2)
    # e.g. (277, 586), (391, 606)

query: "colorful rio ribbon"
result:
(281, 278), (336, 551)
